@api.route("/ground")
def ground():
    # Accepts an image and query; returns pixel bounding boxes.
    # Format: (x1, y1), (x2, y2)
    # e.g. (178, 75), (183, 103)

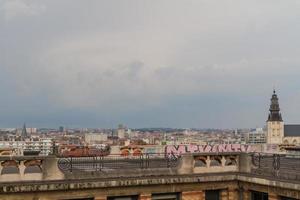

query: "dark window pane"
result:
(152, 193), (180, 200)
(205, 190), (220, 200)
(251, 191), (268, 200)
(108, 196), (138, 200)
(281, 197), (298, 200)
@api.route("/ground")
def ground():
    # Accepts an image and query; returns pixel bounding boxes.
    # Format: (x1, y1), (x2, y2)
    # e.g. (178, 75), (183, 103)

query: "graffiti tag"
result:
(165, 144), (252, 155)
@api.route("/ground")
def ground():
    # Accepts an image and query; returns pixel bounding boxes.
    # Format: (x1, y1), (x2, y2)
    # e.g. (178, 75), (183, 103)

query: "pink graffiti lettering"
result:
(231, 144), (241, 152)
(218, 144), (227, 152)
(211, 145), (218, 153)
(204, 145), (212, 152)
(187, 145), (198, 153)
(165, 145), (186, 155)
(165, 144), (254, 155)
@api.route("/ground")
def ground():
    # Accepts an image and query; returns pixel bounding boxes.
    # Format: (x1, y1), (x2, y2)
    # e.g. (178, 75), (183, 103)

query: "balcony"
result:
(0, 152), (299, 199)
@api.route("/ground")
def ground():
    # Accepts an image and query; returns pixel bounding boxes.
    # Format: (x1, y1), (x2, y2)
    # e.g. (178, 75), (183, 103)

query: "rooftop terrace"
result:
(0, 152), (300, 199)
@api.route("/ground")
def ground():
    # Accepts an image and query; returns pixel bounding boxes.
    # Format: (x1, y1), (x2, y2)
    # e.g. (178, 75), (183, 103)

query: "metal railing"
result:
(251, 153), (300, 181)
(57, 153), (180, 173)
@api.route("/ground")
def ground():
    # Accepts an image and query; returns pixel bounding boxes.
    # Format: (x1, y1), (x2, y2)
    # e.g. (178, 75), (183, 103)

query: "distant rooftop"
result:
(284, 124), (300, 137)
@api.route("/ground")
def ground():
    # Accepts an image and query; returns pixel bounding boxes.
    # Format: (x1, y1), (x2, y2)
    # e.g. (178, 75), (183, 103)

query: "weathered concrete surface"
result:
(1, 173), (300, 199)
(238, 174), (300, 199)
(0, 153), (241, 182)
(194, 165), (238, 174)
(0, 156), (64, 182)
(238, 153), (251, 173)
(177, 154), (194, 174)
(0, 176), (238, 200)
(238, 174), (300, 191)
(0, 173), (237, 193)
(42, 156), (65, 180)
(64, 168), (177, 180)
(1, 153), (300, 200)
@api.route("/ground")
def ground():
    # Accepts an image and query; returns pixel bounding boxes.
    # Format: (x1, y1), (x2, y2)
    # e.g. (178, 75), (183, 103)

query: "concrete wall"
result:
(0, 153), (300, 200)
(0, 156), (64, 182)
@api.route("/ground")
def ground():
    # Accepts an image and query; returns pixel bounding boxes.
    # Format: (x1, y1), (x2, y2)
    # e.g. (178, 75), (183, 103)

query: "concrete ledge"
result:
(2, 172), (300, 194)
(237, 174), (300, 191)
(64, 168), (178, 179)
(0, 173), (237, 193)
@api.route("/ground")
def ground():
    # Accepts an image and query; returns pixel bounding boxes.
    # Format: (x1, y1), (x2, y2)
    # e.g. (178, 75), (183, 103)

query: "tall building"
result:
(266, 90), (300, 145)
(266, 90), (284, 144)
(117, 124), (125, 139)
(59, 126), (65, 132)
(21, 123), (30, 139)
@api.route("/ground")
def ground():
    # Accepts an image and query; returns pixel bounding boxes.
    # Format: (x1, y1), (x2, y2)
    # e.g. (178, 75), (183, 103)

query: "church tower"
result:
(266, 90), (284, 144)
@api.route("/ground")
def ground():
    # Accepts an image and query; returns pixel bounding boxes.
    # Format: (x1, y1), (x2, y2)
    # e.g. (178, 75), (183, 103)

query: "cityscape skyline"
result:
(1, 1), (300, 128)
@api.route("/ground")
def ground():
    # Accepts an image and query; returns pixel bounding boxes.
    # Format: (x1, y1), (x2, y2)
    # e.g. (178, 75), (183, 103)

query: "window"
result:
(205, 190), (220, 200)
(251, 191), (268, 200)
(281, 197), (298, 200)
(64, 198), (94, 200)
(152, 193), (180, 200)
(108, 196), (138, 200)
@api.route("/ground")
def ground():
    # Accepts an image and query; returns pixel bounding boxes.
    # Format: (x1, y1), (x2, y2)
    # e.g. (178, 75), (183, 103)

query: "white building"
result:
(127, 129), (132, 138)
(85, 133), (107, 144)
(246, 128), (266, 144)
(0, 138), (53, 156)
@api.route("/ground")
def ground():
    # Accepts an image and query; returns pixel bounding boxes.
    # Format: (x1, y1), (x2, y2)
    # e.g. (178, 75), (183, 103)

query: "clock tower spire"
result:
(266, 90), (284, 144)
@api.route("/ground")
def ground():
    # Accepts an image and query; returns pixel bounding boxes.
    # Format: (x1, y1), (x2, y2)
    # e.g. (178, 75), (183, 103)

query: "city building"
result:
(59, 126), (65, 132)
(0, 138), (53, 156)
(16, 125), (37, 139)
(84, 133), (108, 144)
(267, 90), (300, 145)
(117, 124), (126, 139)
(246, 128), (266, 144)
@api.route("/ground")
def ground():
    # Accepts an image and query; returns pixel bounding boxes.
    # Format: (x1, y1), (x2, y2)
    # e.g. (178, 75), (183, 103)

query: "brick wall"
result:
(95, 196), (107, 200)
(182, 191), (205, 200)
(269, 193), (280, 200)
(139, 193), (151, 200)
(220, 189), (238, 200)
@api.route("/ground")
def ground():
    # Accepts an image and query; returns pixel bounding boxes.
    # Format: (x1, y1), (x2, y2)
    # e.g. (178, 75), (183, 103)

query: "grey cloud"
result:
(1, 0), (300, 128)
(0, 0), (46, 21)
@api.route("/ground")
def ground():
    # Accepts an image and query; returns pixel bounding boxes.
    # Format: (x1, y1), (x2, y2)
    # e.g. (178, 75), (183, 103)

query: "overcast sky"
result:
(1, 0), (300, 129)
